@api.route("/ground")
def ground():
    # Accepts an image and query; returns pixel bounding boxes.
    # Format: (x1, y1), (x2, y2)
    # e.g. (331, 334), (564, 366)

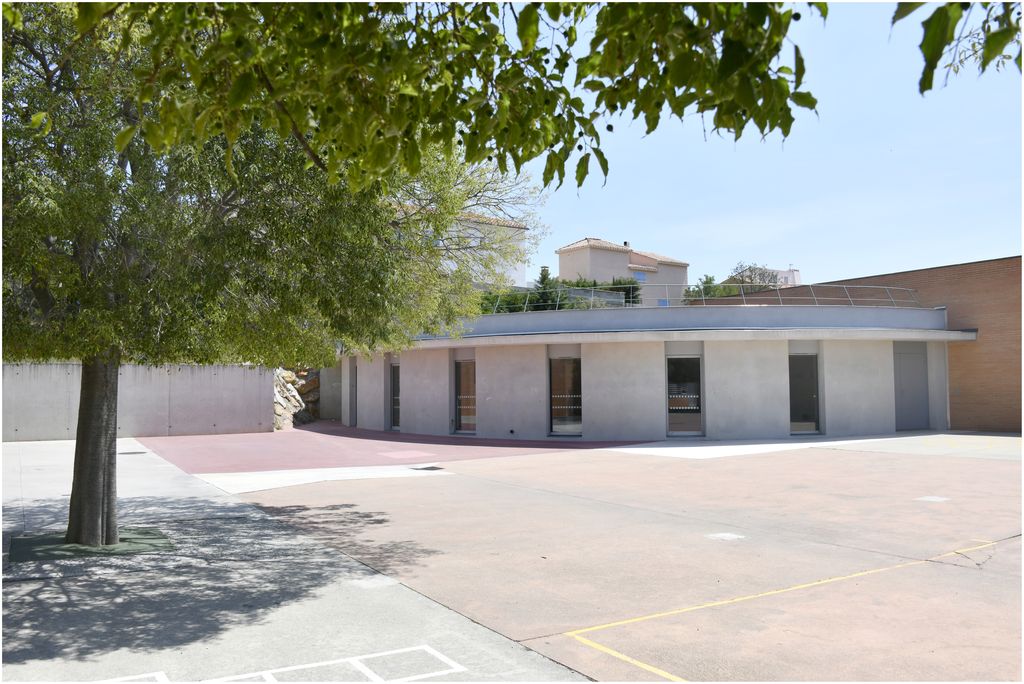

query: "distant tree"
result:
(690, 274), (728, 300)
(726, 263), (781, 292)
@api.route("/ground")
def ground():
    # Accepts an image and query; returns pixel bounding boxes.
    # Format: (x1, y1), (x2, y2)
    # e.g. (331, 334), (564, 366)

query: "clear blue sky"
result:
(523, 3), (1022, 284)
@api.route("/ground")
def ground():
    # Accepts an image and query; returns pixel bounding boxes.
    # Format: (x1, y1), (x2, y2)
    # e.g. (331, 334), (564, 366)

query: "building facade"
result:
(321, 299), (973, 442)
(825, 257), (1020, 432)
(555, 238), (689, 305)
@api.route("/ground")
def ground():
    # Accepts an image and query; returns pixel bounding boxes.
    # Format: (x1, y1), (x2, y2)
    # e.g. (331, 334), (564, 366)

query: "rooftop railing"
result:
(483, 283), (923, 314)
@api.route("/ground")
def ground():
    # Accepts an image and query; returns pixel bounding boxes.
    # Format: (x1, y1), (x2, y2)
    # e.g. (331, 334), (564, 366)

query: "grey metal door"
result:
(894, 342), (929, 430)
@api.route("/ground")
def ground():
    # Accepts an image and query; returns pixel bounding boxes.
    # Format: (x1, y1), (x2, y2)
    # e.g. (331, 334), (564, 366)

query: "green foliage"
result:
(3, 5), (535, 367)
(481, 270), (641, 312)
(11, 2), (831, 191)
(687, 274), (739, 301)
(892, 2), (1022, 92)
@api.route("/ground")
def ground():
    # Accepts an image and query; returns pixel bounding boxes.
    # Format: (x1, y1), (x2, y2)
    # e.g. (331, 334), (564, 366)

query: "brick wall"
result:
(826, 257), (1021, 433)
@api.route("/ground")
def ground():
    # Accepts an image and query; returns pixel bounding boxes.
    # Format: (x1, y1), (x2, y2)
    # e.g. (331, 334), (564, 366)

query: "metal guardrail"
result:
(483, 283), (922, 314)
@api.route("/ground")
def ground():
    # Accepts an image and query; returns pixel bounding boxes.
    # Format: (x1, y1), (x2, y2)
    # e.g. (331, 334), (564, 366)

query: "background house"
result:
(555, 237), (688, 305)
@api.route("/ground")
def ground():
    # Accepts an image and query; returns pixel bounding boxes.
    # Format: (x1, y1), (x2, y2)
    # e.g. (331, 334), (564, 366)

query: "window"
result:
(634, 271), (647, 282)
(667, 357), (702, 434)
(454, 360), (476, 432)
(549, 358), (582, 435)
(389, 363), (400, 429)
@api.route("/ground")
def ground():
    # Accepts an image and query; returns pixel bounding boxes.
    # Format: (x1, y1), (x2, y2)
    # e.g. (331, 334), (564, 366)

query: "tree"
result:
(725, 263), (781, 291)
(690, 274), (728, 300)
(4, 3), (1016, 191)
(3, 5), (535, 545)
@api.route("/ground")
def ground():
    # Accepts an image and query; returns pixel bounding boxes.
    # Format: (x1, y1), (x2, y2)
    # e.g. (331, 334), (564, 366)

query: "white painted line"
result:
(195, 465), (451, 494)
(350, 575), (400, 589)
(207, 645), (466, 683)
(915, 495), (950, 502)
(705, 533), (746, 541)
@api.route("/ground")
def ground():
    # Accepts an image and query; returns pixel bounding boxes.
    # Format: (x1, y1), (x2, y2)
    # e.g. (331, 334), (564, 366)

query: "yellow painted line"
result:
(567, 539), (1002, 638)
(566, 558), (926, 637)
(564, 539), (1008, 681)
(569, 633), (687, 682)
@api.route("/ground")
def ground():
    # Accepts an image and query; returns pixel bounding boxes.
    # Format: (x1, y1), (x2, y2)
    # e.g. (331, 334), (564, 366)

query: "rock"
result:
(273, 368), (308, 430)
(300, 388), (319, 404)
(293, 408), (316, 425)
(297, 375), (319, 395)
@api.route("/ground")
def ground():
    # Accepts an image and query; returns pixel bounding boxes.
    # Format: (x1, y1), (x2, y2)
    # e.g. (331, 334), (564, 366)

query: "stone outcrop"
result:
(273, 367), (320, 430)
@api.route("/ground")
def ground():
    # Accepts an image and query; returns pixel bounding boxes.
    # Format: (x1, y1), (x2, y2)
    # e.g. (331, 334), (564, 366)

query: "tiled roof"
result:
(632, 249), (688, 267)
(555, 238), (688, 266)
(555, 237), (632, 254)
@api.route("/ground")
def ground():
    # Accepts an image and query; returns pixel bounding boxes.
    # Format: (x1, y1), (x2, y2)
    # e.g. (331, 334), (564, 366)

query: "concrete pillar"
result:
(704, 340), (789, 439)
(582, 342), (666, 441)
(476, 344), (549, 439)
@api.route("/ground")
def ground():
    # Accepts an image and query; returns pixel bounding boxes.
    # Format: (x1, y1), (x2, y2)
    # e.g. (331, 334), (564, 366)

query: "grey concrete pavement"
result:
(2, 439), (584, 682)
(244, 434), (1021, 681)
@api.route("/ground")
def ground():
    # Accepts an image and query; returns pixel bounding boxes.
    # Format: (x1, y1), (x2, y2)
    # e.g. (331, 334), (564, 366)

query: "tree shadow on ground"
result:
(253, 502), (442, 575)
(2, 495), (440, 665)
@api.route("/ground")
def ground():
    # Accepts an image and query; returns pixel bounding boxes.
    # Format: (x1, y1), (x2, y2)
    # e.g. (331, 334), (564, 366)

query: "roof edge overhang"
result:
(411, 328), (977, 349)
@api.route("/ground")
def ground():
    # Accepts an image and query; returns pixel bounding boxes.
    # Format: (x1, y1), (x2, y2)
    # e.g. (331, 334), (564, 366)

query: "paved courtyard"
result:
(3, 426), (1021, 681)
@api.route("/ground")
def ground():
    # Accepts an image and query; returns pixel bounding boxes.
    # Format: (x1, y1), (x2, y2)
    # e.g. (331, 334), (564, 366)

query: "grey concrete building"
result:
(321, 287), (974, 441)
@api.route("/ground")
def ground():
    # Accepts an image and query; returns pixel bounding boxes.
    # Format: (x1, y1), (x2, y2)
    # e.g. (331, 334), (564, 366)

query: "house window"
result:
(454, 360), (476, 432)
(550, 358), (582, 435)
(634, 271), (647, 282)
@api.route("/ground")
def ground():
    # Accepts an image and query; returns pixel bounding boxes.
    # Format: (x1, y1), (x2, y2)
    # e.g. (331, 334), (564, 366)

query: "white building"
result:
(321, 286), (970, 442)
(555, 238), (689, 305)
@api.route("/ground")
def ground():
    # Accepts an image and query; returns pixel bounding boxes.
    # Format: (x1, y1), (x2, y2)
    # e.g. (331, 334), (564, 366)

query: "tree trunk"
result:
(65, 347), (121, 546)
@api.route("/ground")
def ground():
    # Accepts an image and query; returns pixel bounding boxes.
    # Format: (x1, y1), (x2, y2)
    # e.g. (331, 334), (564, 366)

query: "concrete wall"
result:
(582, 342), (666, 441)
(432, 304), (951, 341)
(927, 342), (949, 430)
(400, 348), (451, 435)
(476, 344), (549, 439)
(821, 341), (896, 436)
(356, 354), (389, 431)
(703, 341), (790, 439)
(3, 363), (272, 442)
(320, 360), (344, 422)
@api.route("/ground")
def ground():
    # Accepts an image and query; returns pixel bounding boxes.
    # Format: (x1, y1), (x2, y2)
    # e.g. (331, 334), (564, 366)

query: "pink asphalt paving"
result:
(139, 421), (641, 474)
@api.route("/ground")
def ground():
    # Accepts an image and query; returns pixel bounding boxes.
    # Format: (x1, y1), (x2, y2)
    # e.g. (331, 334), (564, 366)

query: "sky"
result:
(521, 3), (1022, 284)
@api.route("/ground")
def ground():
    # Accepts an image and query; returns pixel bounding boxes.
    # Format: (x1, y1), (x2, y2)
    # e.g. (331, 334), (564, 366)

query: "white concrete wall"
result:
(117, 364), (170, 437)
(927, 341), (949, 430)
(582, 342), (666, 440)
(821, 341), (896, 436)
(320, 360), (344, 422)
(356, 354), (389, 431)
(476, 344), (549, 439)
(3, 363), (81, 441)
(703, 341), (790, 439)
(400, 348), (451, 435)
(3, 363), (272, 441)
